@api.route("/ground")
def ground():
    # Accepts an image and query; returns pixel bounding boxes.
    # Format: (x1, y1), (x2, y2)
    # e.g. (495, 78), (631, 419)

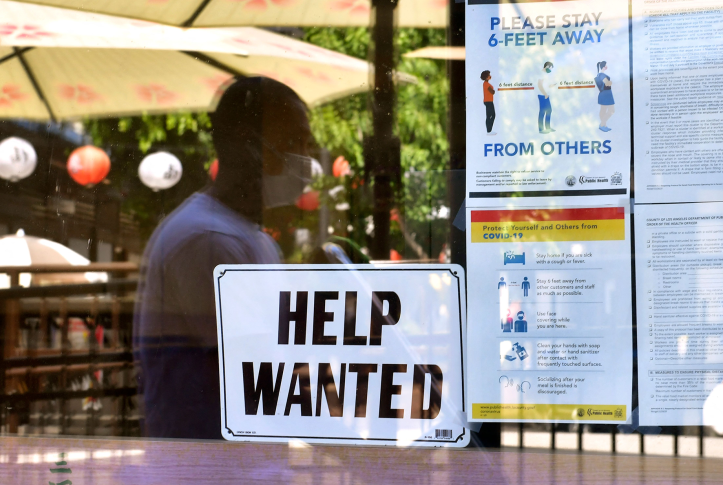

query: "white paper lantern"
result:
(138, 152), (182, 191)
(0, 137), (37, 182)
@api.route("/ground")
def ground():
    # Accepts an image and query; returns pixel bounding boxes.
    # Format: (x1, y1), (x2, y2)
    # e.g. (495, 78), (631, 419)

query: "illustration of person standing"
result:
(522, 277), (530, 297)
(595, 61), (615, 132)
(537, 62), (557, 134)
(481, 70), (496, 135)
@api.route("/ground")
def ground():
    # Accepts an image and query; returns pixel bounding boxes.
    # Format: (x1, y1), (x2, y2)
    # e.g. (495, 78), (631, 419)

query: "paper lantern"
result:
(296, 190), (320, 211)
(208, 159), (219, 181)
(311, 159), (324, 177)
(67, 146), (110, 186)
(0, 137), (37, 182)
(332, 156), (351, 178)
(138, 152), (183, 191)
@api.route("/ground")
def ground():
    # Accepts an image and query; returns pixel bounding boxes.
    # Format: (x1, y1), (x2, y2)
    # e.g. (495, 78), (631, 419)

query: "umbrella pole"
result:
(370, 0), (398, 261)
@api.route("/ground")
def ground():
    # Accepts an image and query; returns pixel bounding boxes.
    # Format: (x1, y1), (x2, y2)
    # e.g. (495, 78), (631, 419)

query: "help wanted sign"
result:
(213, 264), (469, 447)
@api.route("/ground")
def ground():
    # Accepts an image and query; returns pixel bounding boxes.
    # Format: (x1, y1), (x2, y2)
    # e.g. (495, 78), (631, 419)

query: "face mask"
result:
(263, 152), (319, 209)
(546, 68), (552, 73)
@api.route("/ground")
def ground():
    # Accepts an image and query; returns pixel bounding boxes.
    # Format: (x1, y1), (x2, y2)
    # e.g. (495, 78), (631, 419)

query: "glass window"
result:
(1, 0), (722, 482)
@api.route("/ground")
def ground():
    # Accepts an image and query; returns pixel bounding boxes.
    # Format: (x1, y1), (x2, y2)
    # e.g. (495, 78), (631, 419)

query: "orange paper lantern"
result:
(208, 159), (219, 181)
(67, 146), (110, 186)
(295, 190), (320, 211)
(332, 156), (351, 178)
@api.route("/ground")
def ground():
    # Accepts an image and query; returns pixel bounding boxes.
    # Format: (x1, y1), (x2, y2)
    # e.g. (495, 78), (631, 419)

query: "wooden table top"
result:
(1, 436), (721, 484)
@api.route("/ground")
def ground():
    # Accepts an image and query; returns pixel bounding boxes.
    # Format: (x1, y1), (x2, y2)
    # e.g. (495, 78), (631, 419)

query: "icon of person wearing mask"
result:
(134, 77), (314, 440)
(514, 311), (527, 332)
(537, 61), (557, 134)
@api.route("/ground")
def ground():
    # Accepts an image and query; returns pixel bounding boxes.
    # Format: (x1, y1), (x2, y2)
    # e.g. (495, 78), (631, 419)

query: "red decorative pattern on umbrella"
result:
(201, 74), (234, 92)
(329, 0), (369, 16)
(0, 84), (27, 108)
(227, 34), (351, 65)
(135, 84), (179, 105)
(58, 84), (103, 104)
(0, 24), (54, 40)
(258, 70), (299, 89)
(228, 0), (297, 9)
(295, 67), (332, 84)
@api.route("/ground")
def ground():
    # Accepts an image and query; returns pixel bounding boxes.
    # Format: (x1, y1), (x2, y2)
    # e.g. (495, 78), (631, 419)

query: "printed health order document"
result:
(633, 0), (723, 203)
(636, 202), (723, 426)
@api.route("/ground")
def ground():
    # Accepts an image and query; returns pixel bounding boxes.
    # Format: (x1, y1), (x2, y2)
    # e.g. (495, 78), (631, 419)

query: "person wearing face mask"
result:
(537, 61), (557, 134)
(133, 77), (314, 440)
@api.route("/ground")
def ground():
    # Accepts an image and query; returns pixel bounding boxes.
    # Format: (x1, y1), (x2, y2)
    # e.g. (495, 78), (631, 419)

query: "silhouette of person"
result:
(502, 309), (513, 332)
(133, 77), (313, 439)
(498, 277), (507, 289)
(514, 311), (527, 333)
(522, 277), (530, 297)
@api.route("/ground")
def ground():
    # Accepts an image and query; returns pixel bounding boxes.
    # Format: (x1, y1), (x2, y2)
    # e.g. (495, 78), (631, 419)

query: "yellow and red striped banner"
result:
(471, 207), (625, 243)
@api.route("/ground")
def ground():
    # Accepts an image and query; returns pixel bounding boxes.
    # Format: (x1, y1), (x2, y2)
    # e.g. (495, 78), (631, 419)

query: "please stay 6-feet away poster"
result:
(465, 0), (631, 208)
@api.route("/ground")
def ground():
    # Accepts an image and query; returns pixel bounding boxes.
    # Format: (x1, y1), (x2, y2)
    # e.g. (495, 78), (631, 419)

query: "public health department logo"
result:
(565, 175), (577, 186)
(577, 408), (585, 417)
(579, 175), (609, 184)
(610, 172), (623, 185)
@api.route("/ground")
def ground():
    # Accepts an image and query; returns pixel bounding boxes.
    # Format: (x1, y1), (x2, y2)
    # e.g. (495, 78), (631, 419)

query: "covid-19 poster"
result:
(465, 204), (632, 423)
(465, 0), (631, 207)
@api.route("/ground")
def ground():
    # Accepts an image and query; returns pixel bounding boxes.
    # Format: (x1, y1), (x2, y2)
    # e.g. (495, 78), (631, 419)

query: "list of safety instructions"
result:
(635, 202), (723, 426)
(466, 205), (632, 423)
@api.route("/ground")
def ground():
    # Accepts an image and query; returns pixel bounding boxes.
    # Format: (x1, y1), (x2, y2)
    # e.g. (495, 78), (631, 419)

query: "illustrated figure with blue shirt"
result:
(514, 311), (528, 333)
(522, 277), (530, 297)
(537, 61), (557, 134)
(595, 61), (615, 132)
(498, 277), (507, 289)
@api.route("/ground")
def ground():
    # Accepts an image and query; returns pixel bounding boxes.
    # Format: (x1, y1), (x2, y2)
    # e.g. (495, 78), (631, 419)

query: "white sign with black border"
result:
(213, 264), (469, 447)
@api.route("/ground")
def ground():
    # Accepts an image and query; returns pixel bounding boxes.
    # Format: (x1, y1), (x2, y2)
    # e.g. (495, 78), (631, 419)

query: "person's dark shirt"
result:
(133, 192), (280, 439)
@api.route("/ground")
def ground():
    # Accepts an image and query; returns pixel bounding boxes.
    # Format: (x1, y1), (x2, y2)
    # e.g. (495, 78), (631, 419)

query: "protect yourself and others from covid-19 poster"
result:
(465, 0), (631, 207)
(465, 205), (633, 423)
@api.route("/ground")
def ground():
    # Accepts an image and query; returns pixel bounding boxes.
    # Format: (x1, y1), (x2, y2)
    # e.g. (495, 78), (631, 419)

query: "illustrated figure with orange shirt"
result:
(481, 70), (496, 135)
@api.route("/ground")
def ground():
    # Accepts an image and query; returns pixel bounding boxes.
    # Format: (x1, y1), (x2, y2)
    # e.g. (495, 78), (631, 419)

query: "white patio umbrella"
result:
(0, 0), (414, 120)
(0, 229), (108, 288)
(404, 46), (464, 60)
(5, 0), (448, 28)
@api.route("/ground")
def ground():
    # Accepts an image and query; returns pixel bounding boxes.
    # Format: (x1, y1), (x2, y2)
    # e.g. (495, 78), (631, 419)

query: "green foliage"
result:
(303, 27), (450, 257)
